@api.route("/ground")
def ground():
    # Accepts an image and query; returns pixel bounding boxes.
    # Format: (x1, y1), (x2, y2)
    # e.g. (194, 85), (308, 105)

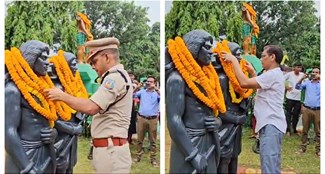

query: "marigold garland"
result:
(49, 50), (88, 99)
(167, 37), (226, 115)
(212, 40), (254, 103)
(5, 48), (57, 127)
(41, 75), (73, 121)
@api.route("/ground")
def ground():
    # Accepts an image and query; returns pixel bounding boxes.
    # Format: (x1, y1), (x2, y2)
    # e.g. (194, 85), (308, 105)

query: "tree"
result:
(84, 1), (159, 80)
(253, 1), (320, 67)
(165, 1), (242, 43)
(5, 1), (83, 52)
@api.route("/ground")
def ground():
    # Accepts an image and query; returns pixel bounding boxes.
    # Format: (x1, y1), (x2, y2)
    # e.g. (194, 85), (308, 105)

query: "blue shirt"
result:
(134, 89), (160, 116)
(296, 80), (320, 107)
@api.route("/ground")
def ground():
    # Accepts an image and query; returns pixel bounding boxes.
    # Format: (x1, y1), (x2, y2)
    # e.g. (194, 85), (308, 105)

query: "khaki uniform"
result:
(90, 64), (133, 173)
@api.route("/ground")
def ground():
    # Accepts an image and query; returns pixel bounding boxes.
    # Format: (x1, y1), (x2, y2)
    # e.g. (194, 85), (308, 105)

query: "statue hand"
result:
(237, 114), (247, 125)
(73, 124), (83, 135)
(190, 153), (208, 173)
(205, 116), (219, 132)
(40, 127), (58, 144)
(27, 166), (42, 174)
(20, 162), (41, 174)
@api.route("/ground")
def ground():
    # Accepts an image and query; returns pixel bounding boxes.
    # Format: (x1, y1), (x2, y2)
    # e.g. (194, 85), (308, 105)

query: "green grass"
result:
(166, 127), (320, 173)
(74, 136), (160, 174)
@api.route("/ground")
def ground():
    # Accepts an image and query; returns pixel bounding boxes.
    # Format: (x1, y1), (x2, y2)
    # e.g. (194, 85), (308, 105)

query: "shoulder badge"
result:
(102, 78), (116, 90)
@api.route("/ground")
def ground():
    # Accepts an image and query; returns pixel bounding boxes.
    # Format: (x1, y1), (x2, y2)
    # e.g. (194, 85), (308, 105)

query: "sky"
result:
(134, 0), (160, 26)
(4, 1), (160, 26)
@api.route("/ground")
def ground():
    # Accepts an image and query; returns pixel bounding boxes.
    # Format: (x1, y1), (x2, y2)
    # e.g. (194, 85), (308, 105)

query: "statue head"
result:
(19, 40), (51, 76)
(228, 42), (242, 60)
(64, 52), (78, 75)
(182, 30), (214, 66)
(211, 39), (225, 73)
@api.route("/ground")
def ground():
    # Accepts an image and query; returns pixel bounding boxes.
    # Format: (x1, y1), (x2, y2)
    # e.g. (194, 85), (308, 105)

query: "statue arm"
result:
(5, 84), (33, 170)
(77, 17), (88, 35)
(166, 72), (195, 157)
(219, 112), (247, 125)
(54, 120), (82, 135)
(244, 9), (255, 27)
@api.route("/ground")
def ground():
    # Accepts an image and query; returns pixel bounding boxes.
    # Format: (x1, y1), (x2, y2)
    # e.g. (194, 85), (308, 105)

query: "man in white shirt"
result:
(222, 45), (286, 174)
(284, 63), (304, 135)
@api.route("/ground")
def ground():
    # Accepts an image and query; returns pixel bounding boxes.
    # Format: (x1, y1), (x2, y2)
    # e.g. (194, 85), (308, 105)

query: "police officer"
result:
(45, 37), (133, 173)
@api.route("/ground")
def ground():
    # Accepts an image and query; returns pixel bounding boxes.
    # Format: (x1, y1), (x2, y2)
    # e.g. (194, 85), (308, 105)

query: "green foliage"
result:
(5, 1), (83, 52)
(166, 1), (320, 70)
(253, 1), (320, 68)
(165, 1), (242, 43)
(5, 1), (159, 81)
(84, 1), (160, 80)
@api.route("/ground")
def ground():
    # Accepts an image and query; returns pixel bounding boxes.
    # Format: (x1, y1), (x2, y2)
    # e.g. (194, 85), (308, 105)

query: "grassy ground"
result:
(165, 127), (320, 174)
(74, 136), (160, 173)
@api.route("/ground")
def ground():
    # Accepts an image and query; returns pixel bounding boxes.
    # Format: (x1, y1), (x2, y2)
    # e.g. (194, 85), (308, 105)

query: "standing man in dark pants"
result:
(295, 67), (320, 157)
(133, 75), (160, 167)
(284, 63), (304, 135)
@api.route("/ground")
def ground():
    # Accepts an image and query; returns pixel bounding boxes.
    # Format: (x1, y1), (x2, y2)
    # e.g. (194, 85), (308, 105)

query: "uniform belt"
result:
(139, 115), (157, 120)
(92, 137), (128, 147)
(304, 105), (320, 111)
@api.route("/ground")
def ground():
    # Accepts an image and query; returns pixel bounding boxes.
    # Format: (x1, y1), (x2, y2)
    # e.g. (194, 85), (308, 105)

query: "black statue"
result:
(5, 40), (57, 173)
(49, 51), (83, 174)
(166, 30), (221, 173)
(215, 41), (250, 173)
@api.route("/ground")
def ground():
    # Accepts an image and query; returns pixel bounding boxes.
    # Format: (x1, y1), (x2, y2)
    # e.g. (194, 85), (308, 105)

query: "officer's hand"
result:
(43, 88), (65, 101)
(190, 153), (208, 173)
(236, 114), (247, 125)
(40, 127), (58, 144)
(205, 116), (219, 132)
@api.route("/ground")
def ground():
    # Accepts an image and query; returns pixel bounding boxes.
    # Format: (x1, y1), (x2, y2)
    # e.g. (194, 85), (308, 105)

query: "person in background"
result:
(133, 75), (160, 167)
(295, 67), (320, 157)
(284, 63), (304, 136)
(127, 71), (138, 144)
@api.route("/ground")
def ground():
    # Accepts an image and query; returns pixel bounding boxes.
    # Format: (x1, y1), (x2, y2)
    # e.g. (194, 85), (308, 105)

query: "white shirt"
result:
(284, 71), (304, 101)
(254, 67), (287, 133)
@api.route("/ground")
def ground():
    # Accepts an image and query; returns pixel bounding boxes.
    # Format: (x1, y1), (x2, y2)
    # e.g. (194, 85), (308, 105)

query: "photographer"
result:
(133, 75), (160, 167)
(295, 67), (320, 157)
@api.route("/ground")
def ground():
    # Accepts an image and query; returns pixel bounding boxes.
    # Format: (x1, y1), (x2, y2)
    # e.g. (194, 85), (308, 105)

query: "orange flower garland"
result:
(5, 48), (57, 127)
(167, 37), (226, 115)
(41, 75), (73, 121)
(212, 40), (254, 103)
(49, 50), (88, 99)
